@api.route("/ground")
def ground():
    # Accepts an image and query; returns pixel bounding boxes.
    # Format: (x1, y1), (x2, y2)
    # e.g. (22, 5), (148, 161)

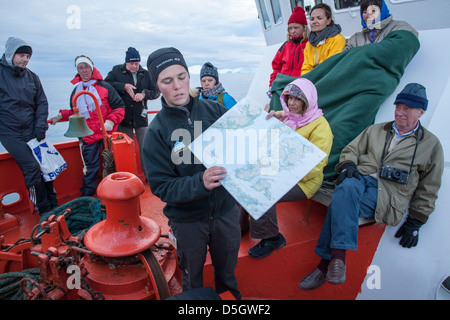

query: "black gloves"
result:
(35, 129), (46, 142)
(395, 216), (424, 248)
(336, 162), (361, 185)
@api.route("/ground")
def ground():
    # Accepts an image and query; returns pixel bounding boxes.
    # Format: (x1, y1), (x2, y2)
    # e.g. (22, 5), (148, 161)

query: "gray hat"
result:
(394, 83), (428, 111)
(200, 62), (219, 83)
(146, 47), (188, 87)
(4, 37), (32, 66)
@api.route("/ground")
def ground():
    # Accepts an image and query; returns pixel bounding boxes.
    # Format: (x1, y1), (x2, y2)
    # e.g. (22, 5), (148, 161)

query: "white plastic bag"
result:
(27, 138), (67, 181)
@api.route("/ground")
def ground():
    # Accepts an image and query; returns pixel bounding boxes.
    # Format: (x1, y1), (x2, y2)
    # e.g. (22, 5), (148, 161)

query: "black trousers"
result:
(80, 139), (102, 196)
(250, 184), (307, 239)
(168, 205), (241, 299)
(0, 135), (58, 215)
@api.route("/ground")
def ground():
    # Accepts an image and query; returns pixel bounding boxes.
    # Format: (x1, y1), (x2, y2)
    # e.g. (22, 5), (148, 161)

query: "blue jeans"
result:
(315, 175), (378, 260)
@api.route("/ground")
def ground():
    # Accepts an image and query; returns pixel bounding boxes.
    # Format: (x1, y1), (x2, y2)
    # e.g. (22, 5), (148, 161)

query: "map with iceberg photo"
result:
(188, 97), (326, 220)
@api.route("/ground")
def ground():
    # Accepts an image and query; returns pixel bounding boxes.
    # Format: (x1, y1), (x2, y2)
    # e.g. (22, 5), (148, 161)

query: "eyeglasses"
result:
(77, 65), (91, 71)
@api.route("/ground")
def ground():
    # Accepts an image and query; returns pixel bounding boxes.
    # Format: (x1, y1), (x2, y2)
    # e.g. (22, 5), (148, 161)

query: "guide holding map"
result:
(248, 78), (333, 259)
(142, 47), (241, 299)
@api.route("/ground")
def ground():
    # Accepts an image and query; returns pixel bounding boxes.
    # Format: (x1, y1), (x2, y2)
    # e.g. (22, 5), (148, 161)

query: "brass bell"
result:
(64, 114), (94, 138)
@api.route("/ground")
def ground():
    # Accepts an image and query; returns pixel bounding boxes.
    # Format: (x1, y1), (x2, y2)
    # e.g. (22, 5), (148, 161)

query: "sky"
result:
(0, 0), (266, 78)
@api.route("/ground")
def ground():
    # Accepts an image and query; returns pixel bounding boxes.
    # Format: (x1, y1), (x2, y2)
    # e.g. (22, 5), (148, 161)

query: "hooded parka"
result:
(0, 37), (48, 141)
(0, 37), (57, 215)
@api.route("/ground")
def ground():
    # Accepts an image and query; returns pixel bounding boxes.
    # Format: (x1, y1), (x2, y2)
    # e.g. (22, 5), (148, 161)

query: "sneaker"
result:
(248, 233), (286, 258)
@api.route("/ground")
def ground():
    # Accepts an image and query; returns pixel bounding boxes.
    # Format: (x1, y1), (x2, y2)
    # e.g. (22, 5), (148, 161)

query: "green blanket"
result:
(269, 30), (420, 180)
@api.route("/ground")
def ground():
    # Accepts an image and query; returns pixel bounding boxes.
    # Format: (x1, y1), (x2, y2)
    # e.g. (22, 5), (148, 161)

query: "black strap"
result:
(380, 125), (422, 175)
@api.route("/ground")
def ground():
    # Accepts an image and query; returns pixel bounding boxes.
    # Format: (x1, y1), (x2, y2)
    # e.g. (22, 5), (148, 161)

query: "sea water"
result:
(0, 72), (255, 153)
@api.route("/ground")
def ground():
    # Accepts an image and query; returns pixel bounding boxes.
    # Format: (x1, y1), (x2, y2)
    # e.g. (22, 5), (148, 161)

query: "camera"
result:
(379, 166), (409, 184)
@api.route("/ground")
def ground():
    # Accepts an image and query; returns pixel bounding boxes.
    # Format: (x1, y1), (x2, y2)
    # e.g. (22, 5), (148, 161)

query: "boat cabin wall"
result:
(251, 0), (450, 300)
(255, 0), (450, 47)
(251, 0), (450, 154)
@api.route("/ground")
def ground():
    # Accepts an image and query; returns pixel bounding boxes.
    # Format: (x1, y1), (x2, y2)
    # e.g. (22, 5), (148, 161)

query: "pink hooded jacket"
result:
(280, 78), (323, 130)
(279, 78), (333, 198)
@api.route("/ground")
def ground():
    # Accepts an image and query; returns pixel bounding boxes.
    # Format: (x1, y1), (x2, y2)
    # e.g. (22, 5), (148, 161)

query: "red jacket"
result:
(269, 38), (308, 87)
(60, 67), (125, 144)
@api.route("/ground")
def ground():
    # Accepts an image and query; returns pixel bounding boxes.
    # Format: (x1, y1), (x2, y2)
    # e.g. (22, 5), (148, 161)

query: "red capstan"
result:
(83, 172), (161, 257)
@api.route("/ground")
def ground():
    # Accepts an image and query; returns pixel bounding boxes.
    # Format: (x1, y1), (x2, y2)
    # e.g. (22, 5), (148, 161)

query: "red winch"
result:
(81, 171), (177, 300)
(0, 172), (179, 300)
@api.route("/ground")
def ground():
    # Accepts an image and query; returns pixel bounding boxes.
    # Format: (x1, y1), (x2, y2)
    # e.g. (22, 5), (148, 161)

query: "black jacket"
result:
(0, 56), (48, 140)
(142, 96), (236, 223)
(105, 63), (159, 128)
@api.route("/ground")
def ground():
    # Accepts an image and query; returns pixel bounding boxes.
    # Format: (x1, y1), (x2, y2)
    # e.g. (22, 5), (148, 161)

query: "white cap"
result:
(75, 55), (94, 70)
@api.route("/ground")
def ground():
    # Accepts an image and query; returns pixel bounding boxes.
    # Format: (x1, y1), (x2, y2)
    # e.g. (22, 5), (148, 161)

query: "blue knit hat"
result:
(394, 83), (428, 111)
(125, 47), (140, 63)
(200, 62), (219, 83)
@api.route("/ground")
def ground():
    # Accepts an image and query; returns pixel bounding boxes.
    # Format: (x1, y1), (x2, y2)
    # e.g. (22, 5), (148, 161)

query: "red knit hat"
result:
(288, 6), (307, 25)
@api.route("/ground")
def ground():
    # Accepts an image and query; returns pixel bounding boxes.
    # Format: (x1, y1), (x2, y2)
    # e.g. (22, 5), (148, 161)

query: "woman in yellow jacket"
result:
(248, 78), (333, 258)
(301, 3), (345, 76)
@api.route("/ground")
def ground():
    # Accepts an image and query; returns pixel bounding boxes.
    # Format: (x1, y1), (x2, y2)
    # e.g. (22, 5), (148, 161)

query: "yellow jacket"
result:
(295, 116), (333, 198)
(301, 34), (345, 75)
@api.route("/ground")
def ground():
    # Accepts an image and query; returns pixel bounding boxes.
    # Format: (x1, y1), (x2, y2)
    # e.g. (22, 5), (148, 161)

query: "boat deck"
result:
(135, 184), (386, 300)
(1, 140), (386, 300)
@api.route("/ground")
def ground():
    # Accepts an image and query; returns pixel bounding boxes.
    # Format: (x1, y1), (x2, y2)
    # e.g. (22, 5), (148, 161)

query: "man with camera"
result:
(299, 83), (444, 290)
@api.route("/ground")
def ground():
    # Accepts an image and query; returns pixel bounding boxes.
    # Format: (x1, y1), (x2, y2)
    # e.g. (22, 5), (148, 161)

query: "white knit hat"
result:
(75, 55), (94, 70)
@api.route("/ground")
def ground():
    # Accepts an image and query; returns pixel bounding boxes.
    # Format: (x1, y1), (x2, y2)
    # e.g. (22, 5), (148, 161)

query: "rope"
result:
(0, 269), (40, 300)
(1, 198), (107, 300)
(102, 149), (115, 178)
(38, 196), (106, 237)
(79, 139), (88, 175)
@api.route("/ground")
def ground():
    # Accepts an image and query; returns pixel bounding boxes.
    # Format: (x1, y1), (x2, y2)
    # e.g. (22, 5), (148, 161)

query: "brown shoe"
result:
(299, 268), (326, 290)
(327, 259), (346, 285)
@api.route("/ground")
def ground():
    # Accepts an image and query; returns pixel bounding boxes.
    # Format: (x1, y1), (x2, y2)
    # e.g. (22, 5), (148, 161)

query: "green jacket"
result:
(269, 30), (420, 179)
(338, 121), (444, 226)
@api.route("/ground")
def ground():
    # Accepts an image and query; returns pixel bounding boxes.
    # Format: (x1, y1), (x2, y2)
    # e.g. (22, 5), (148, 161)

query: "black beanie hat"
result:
(125, 47), (140, 63)
(15, 45), (32, 56)
(146, 47), (188, 87)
